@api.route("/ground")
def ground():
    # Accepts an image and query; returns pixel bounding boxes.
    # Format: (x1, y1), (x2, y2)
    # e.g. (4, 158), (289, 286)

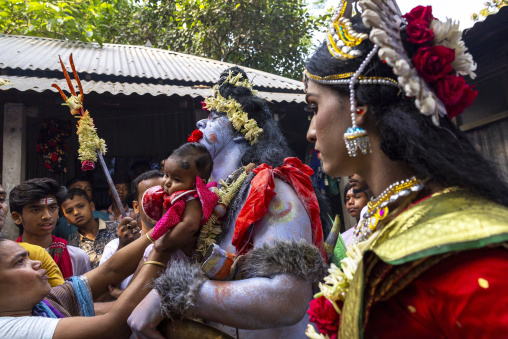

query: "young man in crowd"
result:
(63, 188), (129, 269)
(99, 170), (164, 296)
(53, 176), (109, 241)
(101, 173), (136, 222)
(9, 178), (91, 279)
(1, 182), (64, 287)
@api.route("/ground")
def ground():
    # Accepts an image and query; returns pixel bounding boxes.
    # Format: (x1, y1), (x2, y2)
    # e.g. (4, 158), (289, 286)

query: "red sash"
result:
(233, 157), (327, 260)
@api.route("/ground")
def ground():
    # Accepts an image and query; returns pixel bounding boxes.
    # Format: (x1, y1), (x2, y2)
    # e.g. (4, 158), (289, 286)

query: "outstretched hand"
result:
(118, 217), (141, 250)
(128, 289), (165, 339)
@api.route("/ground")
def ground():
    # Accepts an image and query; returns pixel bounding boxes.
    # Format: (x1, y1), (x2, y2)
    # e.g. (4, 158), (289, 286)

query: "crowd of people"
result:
(1, 0), (507, 338)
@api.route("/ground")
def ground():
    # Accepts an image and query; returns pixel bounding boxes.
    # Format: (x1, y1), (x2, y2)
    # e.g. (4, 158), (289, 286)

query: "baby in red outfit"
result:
(142, 143), (218, 256)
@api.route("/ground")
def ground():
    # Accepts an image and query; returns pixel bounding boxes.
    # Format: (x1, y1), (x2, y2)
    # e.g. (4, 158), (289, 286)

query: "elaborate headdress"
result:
(203, 71), (264, 145)
(304, 0), (477, 157)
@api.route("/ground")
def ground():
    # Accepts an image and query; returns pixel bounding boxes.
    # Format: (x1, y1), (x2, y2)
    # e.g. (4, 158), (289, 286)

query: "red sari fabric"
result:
(364, 247), (508, 338)
(16, 235), (74, 279)
(233, 157), (327, 260)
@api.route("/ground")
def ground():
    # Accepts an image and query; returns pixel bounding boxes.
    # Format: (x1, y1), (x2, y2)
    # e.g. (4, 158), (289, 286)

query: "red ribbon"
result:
(233, 157), (327, 260)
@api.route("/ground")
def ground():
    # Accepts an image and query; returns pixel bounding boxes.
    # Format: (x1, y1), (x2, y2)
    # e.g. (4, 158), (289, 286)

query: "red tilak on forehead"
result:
(40, 198), (55, 205)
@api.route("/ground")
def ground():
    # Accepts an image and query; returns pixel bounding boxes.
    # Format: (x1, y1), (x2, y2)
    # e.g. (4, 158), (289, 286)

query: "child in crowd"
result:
(99, 170), (165, 298)
(53, 176), (109, 241)
(63, 188), (124, 268)
(143, 143), (219, 256)
(342, 181), (371, 248)
(101, 173), (137, 222)
(344, 183), (370, 223)
(9, 178), (91, 279)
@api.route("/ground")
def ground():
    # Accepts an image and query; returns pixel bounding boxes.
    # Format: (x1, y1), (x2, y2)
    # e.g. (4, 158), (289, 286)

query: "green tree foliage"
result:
(0, 0), (132, 44)
(104, 0), (330, 79)
(0, 0), (329, 79)
(472, 0), (508, 21)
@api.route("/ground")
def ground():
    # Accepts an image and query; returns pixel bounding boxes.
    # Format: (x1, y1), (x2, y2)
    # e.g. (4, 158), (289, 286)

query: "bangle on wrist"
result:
(146, 233), (155, 244)
(144, 261), (166, 269)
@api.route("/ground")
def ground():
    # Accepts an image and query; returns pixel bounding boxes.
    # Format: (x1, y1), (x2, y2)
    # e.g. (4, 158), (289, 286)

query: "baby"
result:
(142, 143), (219, 254)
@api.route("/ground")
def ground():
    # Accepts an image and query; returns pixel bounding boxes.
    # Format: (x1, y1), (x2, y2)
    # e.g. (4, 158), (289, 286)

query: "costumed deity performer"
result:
(304, 1), (508, 338)
(128, 67), (329, 338)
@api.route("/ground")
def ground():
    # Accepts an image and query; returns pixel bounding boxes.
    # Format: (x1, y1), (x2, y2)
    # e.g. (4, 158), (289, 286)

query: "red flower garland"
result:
(187, 129), (203, 143)
(308, 296), (341, 339)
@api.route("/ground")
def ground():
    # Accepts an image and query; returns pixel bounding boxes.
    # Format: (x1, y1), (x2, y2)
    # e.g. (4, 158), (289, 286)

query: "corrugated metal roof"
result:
(0, 34), (304, 92)
(0, 75), (305, 103)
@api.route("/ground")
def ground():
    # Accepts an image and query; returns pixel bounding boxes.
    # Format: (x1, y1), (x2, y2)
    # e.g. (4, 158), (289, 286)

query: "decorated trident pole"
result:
(52, 54), (126, 218)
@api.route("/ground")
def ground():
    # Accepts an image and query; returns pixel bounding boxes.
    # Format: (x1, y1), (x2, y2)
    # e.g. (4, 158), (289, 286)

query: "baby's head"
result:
(162, 143), (213, 195)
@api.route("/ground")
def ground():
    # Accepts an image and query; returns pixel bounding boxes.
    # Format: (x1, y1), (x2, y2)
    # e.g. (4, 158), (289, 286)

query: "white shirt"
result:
(67, 245), (92, 275)
(0, 316), (59, 339)
(99, 238), (132, 290)
(341, 205), (369, 249)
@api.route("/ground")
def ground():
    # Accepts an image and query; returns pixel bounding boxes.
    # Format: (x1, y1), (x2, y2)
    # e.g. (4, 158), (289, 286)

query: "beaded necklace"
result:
(195, 164), (255, 258)
(352, 176), (425, 244)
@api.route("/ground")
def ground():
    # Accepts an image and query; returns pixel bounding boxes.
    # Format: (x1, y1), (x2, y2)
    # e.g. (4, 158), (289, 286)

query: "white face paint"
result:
(39, 198), (55, 205)
(196, 111), (238, 159)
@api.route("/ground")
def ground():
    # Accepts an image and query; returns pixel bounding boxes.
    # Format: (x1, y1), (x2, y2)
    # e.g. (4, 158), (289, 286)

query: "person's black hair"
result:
(131, 170), (164, 201)
(216, 67), (293, 167)
(170, 142), (213, 181)
(64, 188), (92, 204)
(65, 176), (94, 189)
(306, 15), (508, 207)
(343, 182), (369, 202)
(9, 178), (66, 215)
(344, 182), (352, 202)
(216, 67), (332, 234)
(131, 160), (150, 171)
(112, 173), (131, 186)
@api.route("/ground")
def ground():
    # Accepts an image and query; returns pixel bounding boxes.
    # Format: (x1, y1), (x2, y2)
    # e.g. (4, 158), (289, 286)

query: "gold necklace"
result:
(353, 177), (425, 243)
(195, 164), (255, 258)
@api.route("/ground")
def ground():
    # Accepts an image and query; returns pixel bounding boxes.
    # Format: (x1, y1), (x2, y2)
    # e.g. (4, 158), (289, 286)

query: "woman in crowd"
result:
(305, 1), (508, 338)
(0, 218), (171, 339)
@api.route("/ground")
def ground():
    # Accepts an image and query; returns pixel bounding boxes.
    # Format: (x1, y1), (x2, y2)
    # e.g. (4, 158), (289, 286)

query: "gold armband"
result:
(144, 261), (166, 269)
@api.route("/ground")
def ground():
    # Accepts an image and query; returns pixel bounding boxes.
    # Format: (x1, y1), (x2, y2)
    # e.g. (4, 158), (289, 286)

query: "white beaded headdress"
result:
(305, 0), (478, 156)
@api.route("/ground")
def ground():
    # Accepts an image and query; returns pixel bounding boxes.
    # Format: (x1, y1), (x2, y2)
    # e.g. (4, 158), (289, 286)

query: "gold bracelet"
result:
(146, 233), (155, 244)
(144, 261), (166, 269)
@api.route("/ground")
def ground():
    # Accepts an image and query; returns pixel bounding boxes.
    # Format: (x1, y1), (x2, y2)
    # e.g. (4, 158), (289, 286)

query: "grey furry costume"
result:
(153, 240), (327, 320)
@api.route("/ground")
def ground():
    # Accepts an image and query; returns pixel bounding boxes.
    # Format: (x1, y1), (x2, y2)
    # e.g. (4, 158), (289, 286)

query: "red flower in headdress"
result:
(406, 19), (434, 45)
(434, 75), (478, 119)
(187, 129), (203, 143)
(413, 46), (455, 83)
(51, 152), (58, 161)
(403, 5), (434, 24)
(81, 160), (95, 171)
(201, 101), (208, 111)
